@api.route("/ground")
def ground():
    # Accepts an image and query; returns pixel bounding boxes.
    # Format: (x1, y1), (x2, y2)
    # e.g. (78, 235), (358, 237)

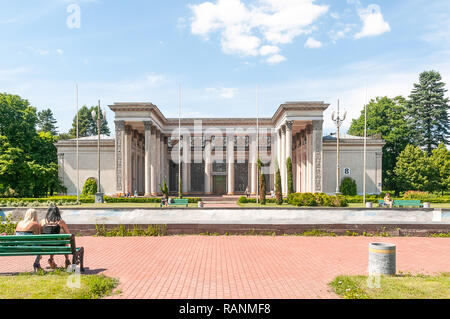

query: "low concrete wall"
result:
(5, 207), (448, 225)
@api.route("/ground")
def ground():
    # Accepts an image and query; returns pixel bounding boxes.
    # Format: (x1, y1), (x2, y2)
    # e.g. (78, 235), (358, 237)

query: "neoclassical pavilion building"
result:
(56, 101), (385, 196)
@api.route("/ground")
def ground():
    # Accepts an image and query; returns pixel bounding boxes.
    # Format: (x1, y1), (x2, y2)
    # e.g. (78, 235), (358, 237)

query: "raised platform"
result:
(6, 207), (449, 236)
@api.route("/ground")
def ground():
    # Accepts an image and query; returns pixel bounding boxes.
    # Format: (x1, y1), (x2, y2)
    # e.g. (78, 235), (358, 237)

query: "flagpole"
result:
(363, 87), (368, 204)
(178, 84), (182, 198)
(256, 85), (259, 204)
(76, 84), (80, 204)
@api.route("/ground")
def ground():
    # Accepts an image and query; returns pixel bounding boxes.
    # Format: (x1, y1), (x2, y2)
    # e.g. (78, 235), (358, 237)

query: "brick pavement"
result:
(0, 236), (448, 299)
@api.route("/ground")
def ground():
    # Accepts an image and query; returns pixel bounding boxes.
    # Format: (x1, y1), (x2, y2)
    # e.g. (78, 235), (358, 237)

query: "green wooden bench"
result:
(378, 200), (423, 208)
(0, 234), (85, 272)
(161, 198), (189, 208)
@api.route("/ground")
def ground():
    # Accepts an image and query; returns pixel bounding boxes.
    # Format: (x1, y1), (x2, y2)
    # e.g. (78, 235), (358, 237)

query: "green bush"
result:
(340, 177), (357, 196)
(82, 178), (98, 196)
(238, 196), (248, 204)
(104, 197), (202, 204)
(403, 191), (437, 200)
(0, 214), (17, 235)
(288, 193), (348, 207)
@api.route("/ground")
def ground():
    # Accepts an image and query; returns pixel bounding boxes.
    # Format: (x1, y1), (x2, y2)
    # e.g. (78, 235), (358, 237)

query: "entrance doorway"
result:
(213, 176), (226, 195)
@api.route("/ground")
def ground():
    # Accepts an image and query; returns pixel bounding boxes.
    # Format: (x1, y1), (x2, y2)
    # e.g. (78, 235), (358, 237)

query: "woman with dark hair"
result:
(40, 206), (71, 269)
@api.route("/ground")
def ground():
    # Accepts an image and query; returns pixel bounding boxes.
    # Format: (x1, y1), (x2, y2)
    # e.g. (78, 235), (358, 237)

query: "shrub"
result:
(238, 196), (248, 204)
(258, 159), (266, 205)
(275, 166), (283, 205)
(288, 193), (348, 207)
(340, 177), (357, 196)
(403, 191), (437, 200)
(0, 214), (17, 235)
(286, 157), (294, 196)
(82, 178), (98, 196)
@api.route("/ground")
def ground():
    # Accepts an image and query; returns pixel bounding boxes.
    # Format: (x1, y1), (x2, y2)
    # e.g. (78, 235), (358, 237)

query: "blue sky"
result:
(1, 0), (449, 134)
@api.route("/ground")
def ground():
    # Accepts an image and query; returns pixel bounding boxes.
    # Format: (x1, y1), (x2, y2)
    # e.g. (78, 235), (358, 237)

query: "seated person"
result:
(40, 206), (72, 269)
(15, 209), (42, 271)
(384, 193), (394, 208)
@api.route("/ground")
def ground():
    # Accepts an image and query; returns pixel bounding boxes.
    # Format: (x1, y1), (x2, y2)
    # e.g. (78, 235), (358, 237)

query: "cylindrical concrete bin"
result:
(423, 202), (431, 208)
(369, 243), (396, 275)
(366, 202), (373, 208)
(198, 202), (204, 208)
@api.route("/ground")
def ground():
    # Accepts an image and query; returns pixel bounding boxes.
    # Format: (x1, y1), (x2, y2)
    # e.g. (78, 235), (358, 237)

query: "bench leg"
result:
(72, 247), (85, 272)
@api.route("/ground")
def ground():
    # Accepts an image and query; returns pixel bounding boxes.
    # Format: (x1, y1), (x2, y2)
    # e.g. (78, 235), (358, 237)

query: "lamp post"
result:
(92, 100), (107, 203)
(331, 99), (347, 195)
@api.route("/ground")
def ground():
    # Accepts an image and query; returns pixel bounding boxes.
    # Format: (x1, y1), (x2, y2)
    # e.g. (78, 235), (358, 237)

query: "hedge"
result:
(0, 196), (203, 207)
(238, 196), (288, 204)
(288, 193), (348, 207)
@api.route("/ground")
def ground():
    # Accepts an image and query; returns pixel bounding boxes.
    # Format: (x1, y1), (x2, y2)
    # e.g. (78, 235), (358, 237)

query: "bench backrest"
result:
(0, 211), (5, 220)
(172, 199), (189, 204)
(0, 234), (75, 256)
(393, 200), (421, 206)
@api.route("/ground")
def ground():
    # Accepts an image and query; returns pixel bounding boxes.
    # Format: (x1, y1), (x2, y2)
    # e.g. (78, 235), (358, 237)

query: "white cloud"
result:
(265, 54), (286, 65)
(305, 37), (322, 48)
(189, 0), (329, 61)
(355, 4), (391, 39)
(56, 49), (64, 55)
(205, 87), (238, 99)
(259, 45), (280, 56)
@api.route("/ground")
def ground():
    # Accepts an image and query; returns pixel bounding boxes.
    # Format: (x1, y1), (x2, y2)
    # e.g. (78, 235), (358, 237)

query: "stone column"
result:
(280, 125), (286, 195)
(115, 121), (125, 193)
(133, 130), (139, 193)
(124, 125), (132, 194)
(285, 121), (293, 193)
(150, 126), (157, 196)
(204, 138), (212, 194)
(155, 130), (161, 194)
(295, 133), (301, 193)
(305, 124), (313, 193)
(160, 134), (165, 185)
(227, 134), (235, 195)
(182, 135), (189, 195)
(249, 134), (257, 195)
(312, 120), (323, 193)
(144, 121), (153, 196)
(164, 137), (169, 184)
(301, 131), (306, 193)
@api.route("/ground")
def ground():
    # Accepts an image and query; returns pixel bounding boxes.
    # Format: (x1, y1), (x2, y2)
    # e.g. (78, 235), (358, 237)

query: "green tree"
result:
(394, 145), (439, 193)
(286, 157), (294, 196)
(348, 96), (413, 195)
(408, 70), (450, 154)
(258, 159), (266, 205)
(68, 105), (110, 138)
(37, 109), (58, 135)
(275, 161), (282, 205)
(430, 144), (450, 195)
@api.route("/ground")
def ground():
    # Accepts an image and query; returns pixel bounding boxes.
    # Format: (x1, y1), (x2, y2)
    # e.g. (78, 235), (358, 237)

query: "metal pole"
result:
(336, 100), (340, 194)
(76, 84), (79, 203)
(363, 100), (367, 204)
(179, 85), (182, 198)
(256, 85), (259, 204)
(97, 100), (101, 194)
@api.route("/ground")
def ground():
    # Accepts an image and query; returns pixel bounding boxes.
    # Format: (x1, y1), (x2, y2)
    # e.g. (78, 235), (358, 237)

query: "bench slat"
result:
(0, 240), (70, 247)
(0, 251), (72, 257)
(0, 234), (72, 241)
(0, 246), (72, 253)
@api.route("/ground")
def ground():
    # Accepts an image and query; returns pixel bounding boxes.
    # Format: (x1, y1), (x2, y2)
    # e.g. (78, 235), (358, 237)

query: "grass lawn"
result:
(0, 269), (119, 299)
(348, 202), (450, 208)
(330, 273), (450, 299)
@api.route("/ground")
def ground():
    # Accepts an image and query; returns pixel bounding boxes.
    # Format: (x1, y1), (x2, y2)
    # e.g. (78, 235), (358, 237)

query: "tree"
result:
(340, 177), (357, 196)
(68, 105), (110, 138)
(348, 96), (413, 195)
(275, 161), (282, 205)
(37, 109), (58, 135)
(394, 145), (439, 193)
(0, 93), (64, 197)
(258, 159), (266, 205)
(430, 144), (450, 195)
(408, 70), (450, 155)
(286, 157), (294, 196)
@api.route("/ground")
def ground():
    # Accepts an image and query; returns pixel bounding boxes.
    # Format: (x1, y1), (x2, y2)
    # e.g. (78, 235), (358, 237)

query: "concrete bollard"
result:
(423, 202), (431, 208)
(366, 202), (373, 208)
(369, 243), (396, 276)
(198, 201), (204, 208)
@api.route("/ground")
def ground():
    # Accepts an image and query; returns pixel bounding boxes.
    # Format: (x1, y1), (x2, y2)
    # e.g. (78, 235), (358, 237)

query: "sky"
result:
(1, 0), (449, 135)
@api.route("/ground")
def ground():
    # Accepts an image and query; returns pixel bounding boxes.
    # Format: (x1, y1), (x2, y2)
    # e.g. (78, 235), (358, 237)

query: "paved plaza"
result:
(0, 236), (448, 299)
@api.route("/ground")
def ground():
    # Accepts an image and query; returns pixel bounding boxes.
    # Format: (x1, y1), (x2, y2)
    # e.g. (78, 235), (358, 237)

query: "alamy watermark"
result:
(67, 3), (81, 29)
(66, 264), (81, 289)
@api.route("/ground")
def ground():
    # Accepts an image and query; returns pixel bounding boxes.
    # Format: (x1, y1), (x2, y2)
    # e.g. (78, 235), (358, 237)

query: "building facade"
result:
(56, 101), (385, 196)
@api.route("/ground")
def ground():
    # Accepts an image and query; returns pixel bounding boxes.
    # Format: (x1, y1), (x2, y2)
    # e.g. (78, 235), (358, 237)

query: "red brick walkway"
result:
(0, 237), (448, 299)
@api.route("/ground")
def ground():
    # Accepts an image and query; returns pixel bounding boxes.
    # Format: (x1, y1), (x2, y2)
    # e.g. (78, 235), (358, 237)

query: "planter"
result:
(423, 202), (431, 208)
(198, 202), (204, 208)
(366, 202), (373, 208)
